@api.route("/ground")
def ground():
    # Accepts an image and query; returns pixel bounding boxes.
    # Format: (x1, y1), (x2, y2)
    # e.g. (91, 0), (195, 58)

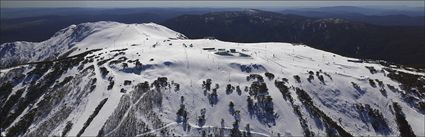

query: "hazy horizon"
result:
(1, 1), (424, 9)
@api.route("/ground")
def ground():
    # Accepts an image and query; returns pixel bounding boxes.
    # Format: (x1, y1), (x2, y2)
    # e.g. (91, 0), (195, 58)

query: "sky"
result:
(1, 1), (424, 8)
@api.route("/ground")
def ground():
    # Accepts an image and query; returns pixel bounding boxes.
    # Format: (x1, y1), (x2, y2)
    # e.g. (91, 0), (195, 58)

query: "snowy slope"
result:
(0, 21), (185, 68)
(0, 21), (424, 137)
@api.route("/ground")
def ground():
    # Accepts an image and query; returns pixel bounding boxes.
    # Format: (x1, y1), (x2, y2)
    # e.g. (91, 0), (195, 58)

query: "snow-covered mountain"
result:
(0, 21), (424, 137)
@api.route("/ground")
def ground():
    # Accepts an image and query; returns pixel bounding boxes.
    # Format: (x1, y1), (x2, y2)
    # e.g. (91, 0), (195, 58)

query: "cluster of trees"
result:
(317, 74), (325, 84)
(312, 70), (326, 84)
(202, 79), (212, 91)
(355, 103), (391, 134)
(61, 121), (73, 137)
(109, 56), (128, 67)
(113, 57), (155, 75)
(351, 82), (366, 96)
(371, 79), (387, 97)
(109, 48), (128, 52)
(236, 86), (242, 95)
(151, 77), (169, 91)
(324, 72), (332, 80)
(4, 54), (90, 137)
(176, 103), (188, 124)
(226, 84), (235, 95)
(209, 88), (219, 105)
(369, 79), (377, 88)
(99, 80), (162, 136)
(246, 74), (264, 82)
(107, 76), (114, 90)
(246, 96), (254, 115)
(365, 66), (378, 74)
(230, 120), (242, 137)
(295, 88), (353, 137)
(171, 81), (180, 92)
(274, 77), (314, 136)
(134, 81), (150, 94)
(124, 80), (132, 86)
(228, 119), (253, 137)
(80, 55), (94, 69)
(99, 67), (109, 78)
(225, 84), (242, 96)
(392, 102), (416, 137)
(0, 82), (14, 107)
(97, 57), (115, 66)
(239, 64), (264, 73)
(274, 78), (292, 102)
(298, 70), (328, 85)
(202, 79), (219, 105)
(198, 108), (207, 127)
(176, 95), (191, 132)
(133, 80), (163, 110)
(246, 74), (276, 126)
(77, 98), (108, 136)
(374, 79), (385, 88)
(134, 59), (143, 68)
(307, 71), (314, 83)
(228, 101), (241, 121)
(248, 81), (268, 97)
(293, 104), (314, 137)
(385, 68), (425, 113)
(264, 72), (275, 80)
(255, 95), (275, 124)
(293, 75), (301, 83)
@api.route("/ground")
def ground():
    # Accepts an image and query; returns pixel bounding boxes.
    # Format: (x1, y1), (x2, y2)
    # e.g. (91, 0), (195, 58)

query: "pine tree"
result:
(180, 96), (185, 104)
(229, 101), (235, 109)
(229, 101), (235, 113)
(245, 124), (251, 137)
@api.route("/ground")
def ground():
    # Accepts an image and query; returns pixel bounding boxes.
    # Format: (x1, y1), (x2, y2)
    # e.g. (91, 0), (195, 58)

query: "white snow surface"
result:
(0, 21), (185, 67)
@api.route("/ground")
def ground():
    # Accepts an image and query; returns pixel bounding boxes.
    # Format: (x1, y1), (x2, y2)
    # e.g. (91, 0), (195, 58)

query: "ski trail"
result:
(134, 121), (270, 137)
(187, 122), (270, 137)
(135, 122), (178, 136)
(111, 24), (129, 48)
(103, 91), (148, 136)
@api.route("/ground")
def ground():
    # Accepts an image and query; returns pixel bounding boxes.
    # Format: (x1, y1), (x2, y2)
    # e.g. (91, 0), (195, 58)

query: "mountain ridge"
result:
(0, 21), (424, 137)
(0, 21), (186, 69)
(162, 10), (425, 68)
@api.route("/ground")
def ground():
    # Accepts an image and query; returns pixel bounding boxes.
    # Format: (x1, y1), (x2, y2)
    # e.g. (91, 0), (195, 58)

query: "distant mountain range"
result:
(281, 11), (424, 26)
(162, 9), (425, 67)
(1, 7), (424, 67)
(281, 6), (425, 16)
(0, 8), (230, 44)
(280, 6), (424, 26)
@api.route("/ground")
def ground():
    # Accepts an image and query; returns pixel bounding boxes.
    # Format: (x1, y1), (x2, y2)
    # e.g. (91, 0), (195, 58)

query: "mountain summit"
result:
(0, 21), (424, 137)
(0, 21), (185, 69)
